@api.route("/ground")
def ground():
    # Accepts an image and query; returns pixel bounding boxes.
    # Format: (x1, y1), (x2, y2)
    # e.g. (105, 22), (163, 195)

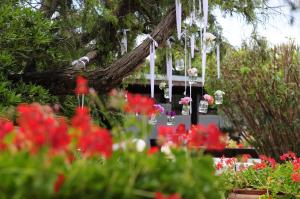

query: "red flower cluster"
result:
(189, 124), (225, 150)
(124, 93), (155, 116)
(252, 155), (277, 170)
(280, 151), (297, 161)
(280, 152), (300, 183)
(215, 156), (237, 170)
(157, 123), (225, 151)
(72, 107), (112, 158)
(15, 104), (70, 154)
(241, 154), (251, 163)
(77, 127), (112, 158)
(291, 172), (300, 183)
(75, 75), (88, 95)
(0, 119), (14, 150)
(155, 192), (181, 199)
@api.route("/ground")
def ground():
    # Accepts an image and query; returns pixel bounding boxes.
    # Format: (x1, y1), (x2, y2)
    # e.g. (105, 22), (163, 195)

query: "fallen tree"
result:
(11, 6), (176, 95)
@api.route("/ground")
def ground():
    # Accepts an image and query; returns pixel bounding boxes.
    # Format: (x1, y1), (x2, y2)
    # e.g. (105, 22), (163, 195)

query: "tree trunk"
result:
(13, 6), (176, 95)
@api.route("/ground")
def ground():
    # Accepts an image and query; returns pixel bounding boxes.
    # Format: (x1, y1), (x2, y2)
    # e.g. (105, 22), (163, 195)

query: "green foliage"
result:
(0, 74), (57, 118)
(208, 37), (300, 159)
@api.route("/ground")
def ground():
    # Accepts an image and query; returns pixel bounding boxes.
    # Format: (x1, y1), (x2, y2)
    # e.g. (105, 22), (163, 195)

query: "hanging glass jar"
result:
(166, 111), (176, 126)
(198, 100), (208, 114)
(148, 114), (157, 125)
(166, 115), (175, 125)
(181, 104), (190, 115)
(187, 68), (198, 85)
(164, 86), (170, 99)
(175, 59), (184, 71)
(203, 32), (216, 53)
(214, 90), (225, 105)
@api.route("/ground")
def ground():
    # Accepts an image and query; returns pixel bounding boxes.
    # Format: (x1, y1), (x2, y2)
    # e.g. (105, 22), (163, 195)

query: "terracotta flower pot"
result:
(228, 189), (268, 199)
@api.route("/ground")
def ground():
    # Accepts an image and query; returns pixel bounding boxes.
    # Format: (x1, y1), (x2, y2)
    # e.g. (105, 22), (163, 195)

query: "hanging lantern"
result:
(149, 104), (165, 125)
(159, 82), (169, 99)
(214, 90), (225, 105)
(187, 67), (198, 84)
(203, 32), (216, 53)
(175, 59), (184, 71)
(166, 111), (176, 126)
(179, 97), (192, 115)
(164, 87), (170, 99)
(198, 100), (208, 113)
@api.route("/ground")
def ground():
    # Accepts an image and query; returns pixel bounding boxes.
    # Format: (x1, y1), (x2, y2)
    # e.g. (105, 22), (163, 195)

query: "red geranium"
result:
(155, 192), (181, 199)
(16, 104), (70, 154)
(124, 93), (155, 116)
(77, 127), (112, 158)
(291, 172), (300, 183)
(75, 75), (88, 95)
(71, 107), (91, 133)
(0, 119), (14, 150)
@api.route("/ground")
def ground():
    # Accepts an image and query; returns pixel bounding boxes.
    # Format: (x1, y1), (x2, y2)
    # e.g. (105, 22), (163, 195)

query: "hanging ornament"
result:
(190, 34), (195, 58)
(187, 67), (198, 84)
(149, 104), (165, 125)
(198, 100), (208, 114)
(214, 90), (225, 105)
(159, 82), (169, 99)
(175, 0), (182, 40)
(179, 97), (192, 115)
(148, 35), (158, 98)
(201, 45), (207, 85)
(216, 44), (221, 79)
(175, 59), (184, 71)
(203, 32), (216, 53)
(166, 39), (173, 102)
(198, 0), (202, 14)
(120, 29), (130, 55)
(166, 111), (176, 126)
(202, 0), (208, 29)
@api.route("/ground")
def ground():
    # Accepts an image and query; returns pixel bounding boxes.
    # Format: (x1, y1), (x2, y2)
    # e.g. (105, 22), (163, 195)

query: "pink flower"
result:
(203, 94), (214, 105)
(179, 97), (192, 105)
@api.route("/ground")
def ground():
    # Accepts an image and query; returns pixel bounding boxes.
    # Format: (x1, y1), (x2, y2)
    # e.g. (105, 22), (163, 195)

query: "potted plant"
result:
(218, 152), (300, 198)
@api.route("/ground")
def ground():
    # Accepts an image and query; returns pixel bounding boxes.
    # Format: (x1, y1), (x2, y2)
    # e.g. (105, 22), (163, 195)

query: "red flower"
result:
(158, 126), (179, 146)
(216, 161), (223, 170)
(241, 154), (251, 162)
(147, 146), (159, 155)
(253, 162), (267, 170)
(75, 75), (88, 95)
(188, 124), (225, 150)
(155, 192), (181, 199)
(291, 173), (300, 183)
(168, 193), (181, 199)
(188, 125), (206, 148)
(16, 104), (70, 154)
(0, 119), (14, 150)
(280, 151), (297, 161)
(124, 93), (155, 116)
(293, 162), (300, 172)
(78, 127), (113, 158)
(71, 107), (91, 133)
(259, 155), (277, 169)
(54, 174), (65, 193)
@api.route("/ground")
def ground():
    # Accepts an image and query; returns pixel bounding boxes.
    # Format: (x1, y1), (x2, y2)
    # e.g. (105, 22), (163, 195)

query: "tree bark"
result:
(13, 6), (176, 95)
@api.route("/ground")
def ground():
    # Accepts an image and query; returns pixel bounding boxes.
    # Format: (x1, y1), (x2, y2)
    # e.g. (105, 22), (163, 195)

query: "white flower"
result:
(160, 142), (176, 160)
(187, 68), (198, 77)
(203, 32), (216, 42)
(159, 82), (167, 90)
(132, 139), (146, 152)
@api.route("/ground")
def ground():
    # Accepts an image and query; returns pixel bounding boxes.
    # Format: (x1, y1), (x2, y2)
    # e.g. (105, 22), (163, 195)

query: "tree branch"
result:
(11, 6), (177, 95)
